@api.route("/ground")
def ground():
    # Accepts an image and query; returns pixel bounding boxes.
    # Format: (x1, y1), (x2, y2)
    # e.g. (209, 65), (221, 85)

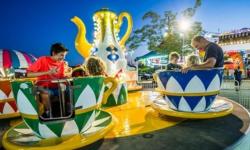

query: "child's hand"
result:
(48, 67), (58, 75)
(64, 62), (72, 77)
(181, 66), (191, 74)
(65, 67), (72, 75)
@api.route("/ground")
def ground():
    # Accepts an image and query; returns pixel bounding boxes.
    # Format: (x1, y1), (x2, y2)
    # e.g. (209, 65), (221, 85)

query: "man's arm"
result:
(181, 57), (216, 73)
(192, 57), (216, 69)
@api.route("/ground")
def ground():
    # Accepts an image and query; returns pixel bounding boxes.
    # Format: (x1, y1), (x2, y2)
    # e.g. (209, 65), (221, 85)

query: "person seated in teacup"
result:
(186, 54), (200, 67)
(72, 65), (89, 77)
(166, 52), (182, 70)
(182, 36), (224, 73)
(27, 43), (72, 118)
(85, 56), (107, 76)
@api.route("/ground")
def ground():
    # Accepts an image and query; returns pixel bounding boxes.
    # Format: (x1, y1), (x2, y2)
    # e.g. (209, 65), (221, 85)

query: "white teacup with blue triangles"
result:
(155, 68), (223, 112)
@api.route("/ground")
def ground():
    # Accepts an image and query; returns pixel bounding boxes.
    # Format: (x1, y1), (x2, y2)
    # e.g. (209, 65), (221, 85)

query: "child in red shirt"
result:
(27, 43), (72, 118)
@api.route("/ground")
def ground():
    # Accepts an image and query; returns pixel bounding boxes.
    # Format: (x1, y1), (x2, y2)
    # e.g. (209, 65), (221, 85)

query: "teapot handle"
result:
(117, 12), (133, 50)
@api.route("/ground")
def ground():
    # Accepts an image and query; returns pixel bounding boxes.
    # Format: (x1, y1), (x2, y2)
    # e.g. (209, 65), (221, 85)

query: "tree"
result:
(126, 0), (203, 56)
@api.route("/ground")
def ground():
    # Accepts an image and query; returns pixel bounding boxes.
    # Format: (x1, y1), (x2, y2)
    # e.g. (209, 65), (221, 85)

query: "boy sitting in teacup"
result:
(166, 52), (182, 70)
(27, 43), (72, 118)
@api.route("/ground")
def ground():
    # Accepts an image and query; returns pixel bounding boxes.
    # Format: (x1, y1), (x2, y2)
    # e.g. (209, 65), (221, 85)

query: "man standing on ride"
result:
(27, 43), (72, 118)
(182, 36), (224, 73)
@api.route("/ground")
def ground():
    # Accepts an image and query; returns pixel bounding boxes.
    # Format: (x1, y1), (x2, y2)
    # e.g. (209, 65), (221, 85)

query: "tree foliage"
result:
(126, 0), (203, 56)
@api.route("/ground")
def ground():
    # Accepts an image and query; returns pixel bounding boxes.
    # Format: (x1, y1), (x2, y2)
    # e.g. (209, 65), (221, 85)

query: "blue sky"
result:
(0, 0), (250, 66)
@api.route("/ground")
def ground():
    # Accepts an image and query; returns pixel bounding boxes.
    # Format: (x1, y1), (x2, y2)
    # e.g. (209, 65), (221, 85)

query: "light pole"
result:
(180, 33), (185, 62)
(179, 19), (191, 62)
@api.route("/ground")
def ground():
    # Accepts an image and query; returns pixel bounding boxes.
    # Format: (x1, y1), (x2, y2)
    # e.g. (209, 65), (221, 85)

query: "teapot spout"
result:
(71, 16), (92, 58)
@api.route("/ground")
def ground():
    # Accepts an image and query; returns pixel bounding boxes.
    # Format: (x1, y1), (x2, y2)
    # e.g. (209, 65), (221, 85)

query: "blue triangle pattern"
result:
(196, 70), (217, 90)
(205, 95), (217, 109)
(167, 96), (182, 109)
(158, 69), (223, 91)
(218, 70), (223, 85)
(183, 96), (203, 110)
(168, 71), (194, 90)
(158, 72), (171, 89)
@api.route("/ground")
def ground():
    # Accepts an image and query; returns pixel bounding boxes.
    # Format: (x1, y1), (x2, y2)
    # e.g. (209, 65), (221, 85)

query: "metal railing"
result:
(138, 80), (157, 89)
(34, 79), (74, 121)
(221, 79), (250, 90)
(219, 89), (250, 111)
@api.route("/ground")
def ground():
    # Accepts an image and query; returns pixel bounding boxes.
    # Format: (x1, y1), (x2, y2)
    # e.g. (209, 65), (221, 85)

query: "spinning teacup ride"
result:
(152, 68), (233, 119)
(2, 76), (117, 149)
(3, 8), (249, 150)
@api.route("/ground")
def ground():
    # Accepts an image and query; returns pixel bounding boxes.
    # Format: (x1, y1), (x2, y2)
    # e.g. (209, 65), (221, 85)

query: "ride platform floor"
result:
(81, 91), (250, 150)
(0, 91), (249, 150)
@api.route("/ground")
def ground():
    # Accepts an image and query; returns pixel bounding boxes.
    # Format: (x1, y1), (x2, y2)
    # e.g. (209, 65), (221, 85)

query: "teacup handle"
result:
(102, 77), (118, 104)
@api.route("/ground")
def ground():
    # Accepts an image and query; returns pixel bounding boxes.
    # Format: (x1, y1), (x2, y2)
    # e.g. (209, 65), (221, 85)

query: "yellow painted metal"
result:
(103, 77), (118, 104)
(9, 118), (22, 127)
(2, 113), (115, 150)
(105, 91), (185, 138)
(151, 101), (233, 119)
(20, 113), (38, 120)
(0, 98), (15, 103)
(0, 112), (20, 119)
(93, 9), (117, 42)
(116, 12), (133, 49)
(75, 105), (97, 115)
(71, 9), (133, 59)
(155, 88), (220, 96)
(71, 16), (92, 58)
(127, 86), (143, 92)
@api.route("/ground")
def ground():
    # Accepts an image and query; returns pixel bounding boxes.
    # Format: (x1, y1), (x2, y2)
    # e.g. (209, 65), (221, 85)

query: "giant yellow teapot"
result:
(71, 8), (133, 107)
(71, 8), (132, 77)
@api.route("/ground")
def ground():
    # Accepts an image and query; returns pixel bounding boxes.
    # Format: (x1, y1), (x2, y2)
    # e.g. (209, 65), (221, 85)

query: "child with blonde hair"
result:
(186, 54), (200, 67)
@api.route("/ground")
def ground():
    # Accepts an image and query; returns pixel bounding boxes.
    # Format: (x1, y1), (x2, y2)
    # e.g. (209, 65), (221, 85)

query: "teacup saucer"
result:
(2, 110), (114, 150)
(151, 98), (233, 119)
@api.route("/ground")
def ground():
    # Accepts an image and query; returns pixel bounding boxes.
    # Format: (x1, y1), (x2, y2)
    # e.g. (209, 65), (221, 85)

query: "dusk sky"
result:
(1, 0), (250, 66)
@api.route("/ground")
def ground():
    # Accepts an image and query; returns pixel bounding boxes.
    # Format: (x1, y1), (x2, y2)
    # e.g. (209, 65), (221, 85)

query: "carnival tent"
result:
(134, 51), (164, 61)
(0, 49), (36, 69)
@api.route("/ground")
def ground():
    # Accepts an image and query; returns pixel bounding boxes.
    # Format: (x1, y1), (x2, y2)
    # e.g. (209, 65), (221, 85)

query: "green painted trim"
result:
(46, 122), (66, 137)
